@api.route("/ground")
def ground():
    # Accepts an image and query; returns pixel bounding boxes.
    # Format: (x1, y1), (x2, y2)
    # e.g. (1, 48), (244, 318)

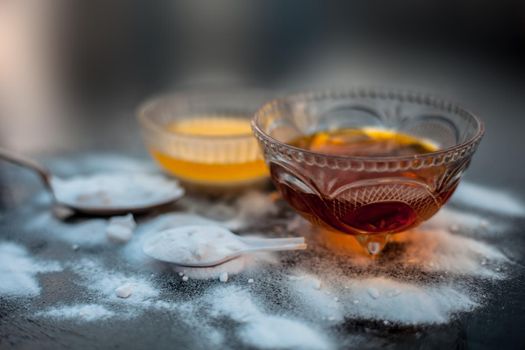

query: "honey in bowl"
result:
(269, 127), (456, 252)
(253, 89), (484, 255)
(291, 127), (438, 157)
(149, 116), (268, 186)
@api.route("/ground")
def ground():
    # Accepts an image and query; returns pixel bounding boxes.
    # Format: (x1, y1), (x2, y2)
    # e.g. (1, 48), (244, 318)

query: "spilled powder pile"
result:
(276, 205), (511, 326)
(71, 258), (159, 307)
(0, 242), (62, 297)
(36, 304), (115, 322)
(224, 190), (279, 230)
(340, 278), (477, 324)
(427, 207), (501, 235)
(453, 182), (525, 216)
(287, 272), (478, 325)
(106, 214), (136, 243)
(51, 173), (184, 210)
(206, 286), (333, 350)
(25, 212), (108, 247)
(180, 190), (280, 231)
(15, 172), (524, 348)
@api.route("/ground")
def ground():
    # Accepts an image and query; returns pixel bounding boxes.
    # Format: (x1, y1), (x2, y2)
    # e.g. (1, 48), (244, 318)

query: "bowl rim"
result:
(251, 87), (485, 164)
(137, 92), (265, 141)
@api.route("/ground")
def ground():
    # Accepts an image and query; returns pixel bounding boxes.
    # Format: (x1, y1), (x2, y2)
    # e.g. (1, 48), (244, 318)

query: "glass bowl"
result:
(138, 90), (271, 190)
(252, 88), (484, 255)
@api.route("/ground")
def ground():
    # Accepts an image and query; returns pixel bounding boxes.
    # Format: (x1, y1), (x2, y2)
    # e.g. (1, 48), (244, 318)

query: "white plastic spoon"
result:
(142, 225), (307, 268)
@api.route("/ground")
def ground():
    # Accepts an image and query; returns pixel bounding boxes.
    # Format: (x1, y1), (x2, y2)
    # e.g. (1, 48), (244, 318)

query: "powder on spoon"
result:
(128, 214), (277, 279)
(142, 225), (246, 265)
(51, 173), (184, 210)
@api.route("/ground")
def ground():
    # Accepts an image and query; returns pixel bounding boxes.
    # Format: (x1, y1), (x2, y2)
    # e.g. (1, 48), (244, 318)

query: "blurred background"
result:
(0, 0), (524, 186)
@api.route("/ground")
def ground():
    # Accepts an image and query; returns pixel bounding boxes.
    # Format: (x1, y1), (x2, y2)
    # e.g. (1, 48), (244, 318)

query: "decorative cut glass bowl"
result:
(252, 88), (484, 255)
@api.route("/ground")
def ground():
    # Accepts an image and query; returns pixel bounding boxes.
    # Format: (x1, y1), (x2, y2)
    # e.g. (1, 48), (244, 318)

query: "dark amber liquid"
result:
(271, 128), (456, 235)
(291, 127), (437, 157)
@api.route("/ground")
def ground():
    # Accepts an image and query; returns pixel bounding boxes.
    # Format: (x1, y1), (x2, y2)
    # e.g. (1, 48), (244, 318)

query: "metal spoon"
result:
(0, 148), (184, 215)
(143, 235), (307, 268)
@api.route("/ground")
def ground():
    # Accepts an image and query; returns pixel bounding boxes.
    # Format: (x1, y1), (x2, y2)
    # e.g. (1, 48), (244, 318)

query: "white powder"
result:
(175, 257), (261, 280)
(0, 242), (61, 297)
(122, 213), (219, 263)
(71, 259), (159, 306)
(51, 173), (184, 210)
(106, 214), (136, 243)
(224, 191), (279, 230)
(399, 226), (508, 278)
(453, 181), (525, 216)
(36, 304), (115, 322)
(184, 190), (279, 231)
(115, 283), (133, 298)
(19, 175), (518, 346)
(277, 204), (511, 326)
(289, 272), (479, 325)
(208, 286), (333, 350)
(287, 274), (343, 322)
(142, 225), (246, 265)
(219, 272), (229, 282)
(25, 212), (108, 247)
(346, 278), (477, 324)
(427, 207), (506, 233)
(123, 213), (276, 279)
(142, 224), (277, 280)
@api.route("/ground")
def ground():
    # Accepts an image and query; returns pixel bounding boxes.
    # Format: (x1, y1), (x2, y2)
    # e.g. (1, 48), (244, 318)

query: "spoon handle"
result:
(241, 243), (307, 254)
(240, 236), (305, 246)
(0, 148), (53, 189)
(241, 236), (307, 253)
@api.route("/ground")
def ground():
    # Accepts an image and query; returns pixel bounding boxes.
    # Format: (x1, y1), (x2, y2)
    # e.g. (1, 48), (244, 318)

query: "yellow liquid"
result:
(167, 117), (252, 136)
(151, 117), (268, 185)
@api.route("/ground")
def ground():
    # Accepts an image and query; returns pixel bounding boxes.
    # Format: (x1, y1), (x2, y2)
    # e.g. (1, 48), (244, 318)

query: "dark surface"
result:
(1, 71), (525, 349)
(2, 1), (525, 348)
